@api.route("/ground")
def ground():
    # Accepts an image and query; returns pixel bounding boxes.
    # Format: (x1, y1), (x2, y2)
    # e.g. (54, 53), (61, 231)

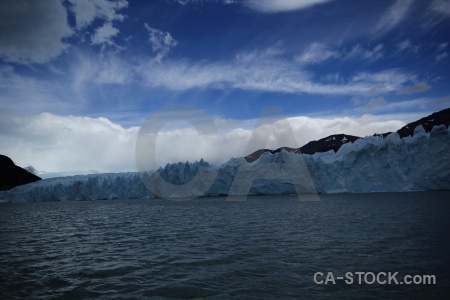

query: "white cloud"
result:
(69, 0), (128, 49)
(295, 43), (340, 65)
(0, 0), (73, 64)
(374, 0), (414, 36)
(69, 0), (128, 29)
(144, 24), (178, 62)
(1, 110), (413, 173)
(242, 0), (334, 13)
(397, 82), (431, 95)
(91, 22), (120, 46)
(0, 111), (139, 173)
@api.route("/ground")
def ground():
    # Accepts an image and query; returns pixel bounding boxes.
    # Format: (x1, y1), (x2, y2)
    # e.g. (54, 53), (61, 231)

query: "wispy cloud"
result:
(91, 22), (120, 47)
(350, 69), (416, 95)
(135, 51), (414, 96)
(0, 66), (79, 114)
(373, 0), (414, 36)
(396, 39), (419, 54)
(295, 43), (385, 66)
(68, 0), (129, 29)
(421, 0), (450, 29)
(397, 82), (431, 95)
(435, 42), (448, 62)
(295, 43), (340, 65)
(71, 52), (136, 87)
(144, 24), (178, 62)
(431, 0), (450, 15)
(344, 44), (384, 61)
(242, 0), (334, 13)
(0, 43), (418, 121)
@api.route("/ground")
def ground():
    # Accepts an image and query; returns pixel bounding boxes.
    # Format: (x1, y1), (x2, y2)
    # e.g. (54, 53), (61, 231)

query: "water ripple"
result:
(1, 192), (449, 299)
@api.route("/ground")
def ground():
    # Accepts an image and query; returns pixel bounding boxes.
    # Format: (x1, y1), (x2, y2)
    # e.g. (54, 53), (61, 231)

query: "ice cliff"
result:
(0, 172), (154, 203)
(1, 124), (449, 203)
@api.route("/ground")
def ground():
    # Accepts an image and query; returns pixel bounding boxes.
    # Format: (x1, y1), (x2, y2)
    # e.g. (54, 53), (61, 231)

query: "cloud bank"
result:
(0, 110), (416, 175)
(374, 0), (414, 36)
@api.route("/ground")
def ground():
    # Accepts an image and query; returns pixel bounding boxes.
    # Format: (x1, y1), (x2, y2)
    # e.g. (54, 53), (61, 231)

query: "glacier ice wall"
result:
(0, 172), (154, 203)
(1, 124), (449, 203)
(305, 124), (450, 193)
(207, 124), (450, 195)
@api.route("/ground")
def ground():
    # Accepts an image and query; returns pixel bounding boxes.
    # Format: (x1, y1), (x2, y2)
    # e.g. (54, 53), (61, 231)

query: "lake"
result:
(1, 192), (449, 299)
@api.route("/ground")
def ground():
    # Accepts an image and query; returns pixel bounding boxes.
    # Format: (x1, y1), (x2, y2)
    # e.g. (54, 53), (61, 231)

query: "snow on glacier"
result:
(1, 124), (449, 203)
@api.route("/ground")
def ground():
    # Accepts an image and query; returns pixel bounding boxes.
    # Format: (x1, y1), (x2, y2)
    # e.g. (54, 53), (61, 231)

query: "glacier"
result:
(1, 124), (449, 203)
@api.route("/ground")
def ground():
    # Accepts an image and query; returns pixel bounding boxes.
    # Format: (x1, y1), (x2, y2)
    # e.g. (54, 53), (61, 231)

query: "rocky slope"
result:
(0, 155), (41, 191)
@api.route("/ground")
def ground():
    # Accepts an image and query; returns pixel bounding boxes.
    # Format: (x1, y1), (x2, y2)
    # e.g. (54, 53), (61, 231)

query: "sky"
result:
(0, 0), (449, 175)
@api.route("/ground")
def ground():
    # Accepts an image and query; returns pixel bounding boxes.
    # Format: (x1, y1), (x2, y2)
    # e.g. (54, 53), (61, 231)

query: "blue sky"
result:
(1, 0), (450, 174)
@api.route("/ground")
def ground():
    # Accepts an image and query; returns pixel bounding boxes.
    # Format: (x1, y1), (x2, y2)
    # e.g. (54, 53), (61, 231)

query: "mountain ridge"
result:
(245, 108), (450, 163)
(0, 155), (41, 191)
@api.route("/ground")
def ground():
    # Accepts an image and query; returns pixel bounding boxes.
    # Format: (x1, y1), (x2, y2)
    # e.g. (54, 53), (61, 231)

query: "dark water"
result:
(1, 192), (450, 299)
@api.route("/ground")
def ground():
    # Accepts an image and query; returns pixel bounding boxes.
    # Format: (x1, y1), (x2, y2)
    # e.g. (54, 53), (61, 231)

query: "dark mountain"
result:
(396, 107), (450, 138)
(245, 147), (301, 163)
(0, 155), (41, 191)
(373, 132), (392, 138)
(245, 108), (450, 163)
(245, 134), (360, 163)
(300, 134), (361, 155)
